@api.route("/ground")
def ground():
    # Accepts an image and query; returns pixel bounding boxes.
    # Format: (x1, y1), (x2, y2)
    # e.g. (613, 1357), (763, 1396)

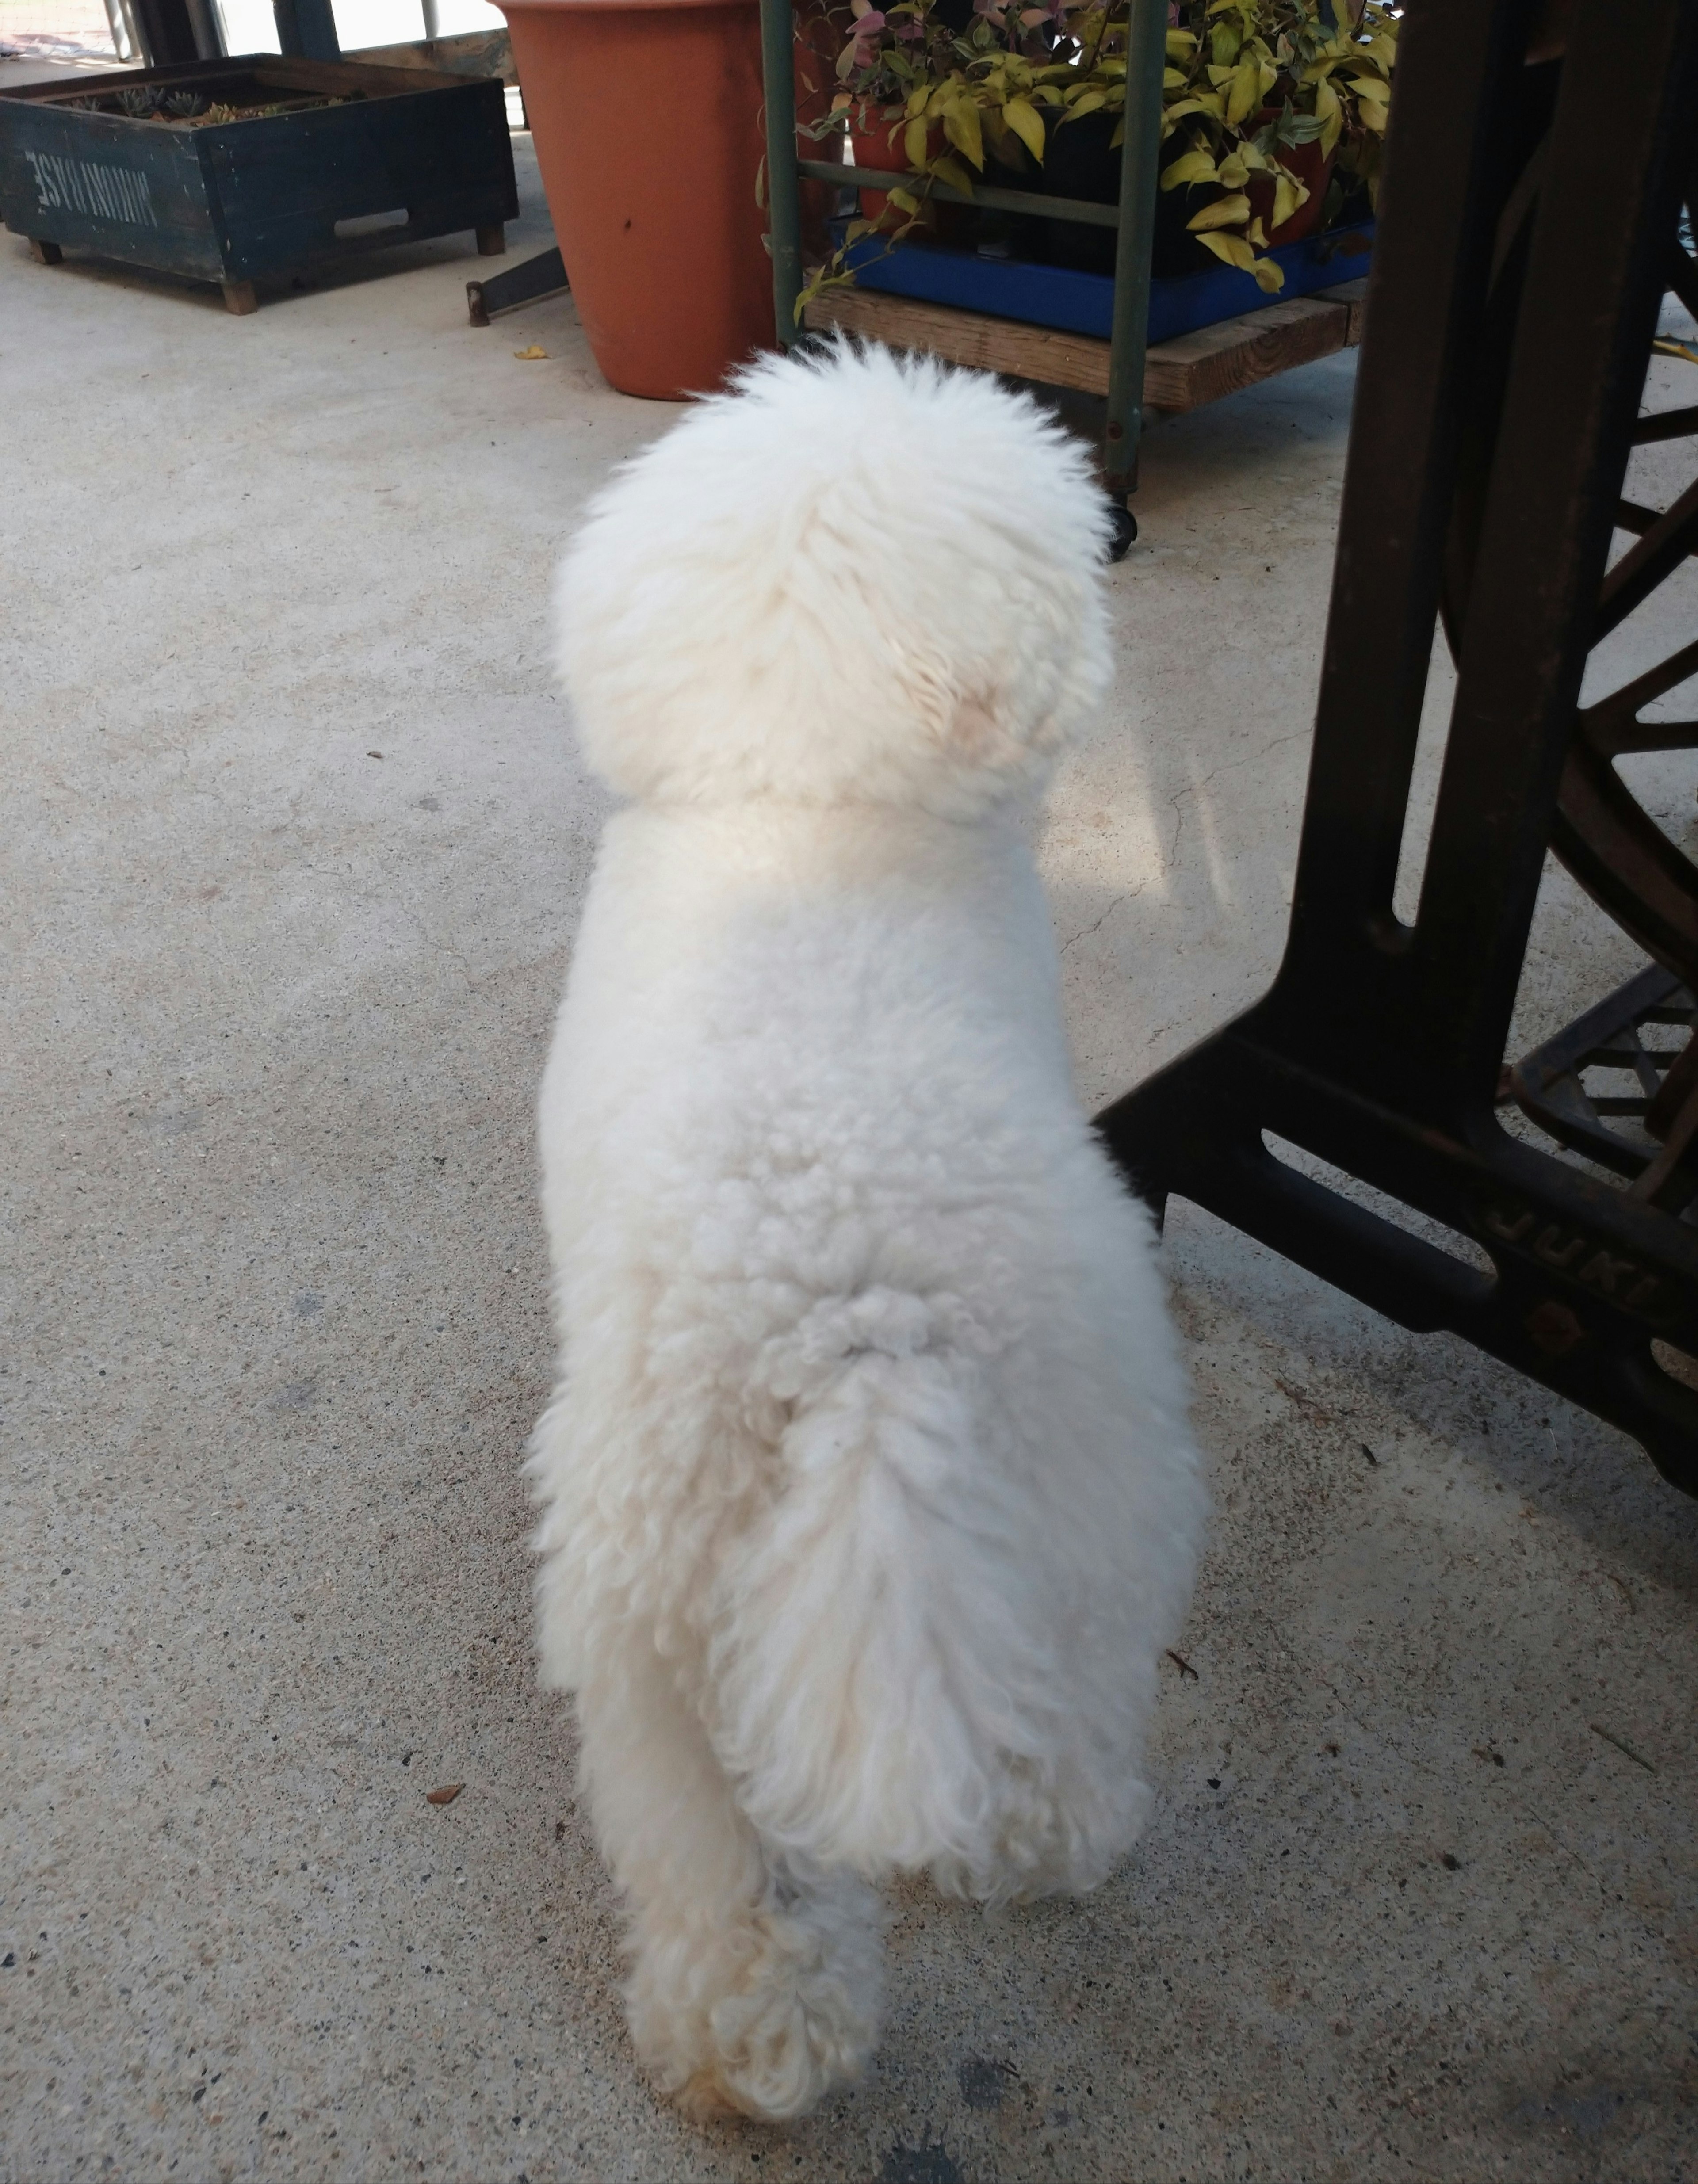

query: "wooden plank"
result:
(1316, 274), (1369, 346)
(1141, 294), (1350, 409)
(805, 286), (1116, 396)
(804, 284), (1357, 412)
(343, 31), (517, 86)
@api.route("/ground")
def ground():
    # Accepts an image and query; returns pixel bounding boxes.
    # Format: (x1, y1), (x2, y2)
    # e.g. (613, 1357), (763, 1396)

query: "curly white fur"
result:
(529, 342), (1205, 2123)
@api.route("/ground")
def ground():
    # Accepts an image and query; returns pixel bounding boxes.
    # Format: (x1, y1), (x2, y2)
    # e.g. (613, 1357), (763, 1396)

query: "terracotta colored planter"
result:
(1247, 111), (1335, 248)
(497, 0), (771, 400)
(848, 101), (940, 226)
(793, 1), (845, 260)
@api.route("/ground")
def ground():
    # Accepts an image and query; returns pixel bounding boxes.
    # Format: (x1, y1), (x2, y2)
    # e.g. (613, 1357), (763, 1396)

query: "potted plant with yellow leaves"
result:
(808, 0), (1078, 249)
(1156, 0), (1396, 290)
(797, 0), (1394, 318)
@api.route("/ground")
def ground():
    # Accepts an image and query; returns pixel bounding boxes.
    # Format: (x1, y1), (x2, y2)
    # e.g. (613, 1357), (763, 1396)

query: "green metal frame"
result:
(759, 0), (1166, 508)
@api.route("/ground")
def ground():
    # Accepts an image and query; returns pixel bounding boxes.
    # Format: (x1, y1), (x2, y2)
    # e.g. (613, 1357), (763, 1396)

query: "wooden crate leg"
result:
(29, 238), (64, 265)
(222, 280), (258, 316)
(475, 224), (506, 257)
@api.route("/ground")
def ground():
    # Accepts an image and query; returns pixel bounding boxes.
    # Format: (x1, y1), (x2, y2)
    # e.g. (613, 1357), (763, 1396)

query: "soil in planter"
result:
(63, 80), (364, 125)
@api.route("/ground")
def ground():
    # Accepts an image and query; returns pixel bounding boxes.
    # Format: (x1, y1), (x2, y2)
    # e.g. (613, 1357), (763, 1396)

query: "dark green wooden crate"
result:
(0, 56), (518, 309)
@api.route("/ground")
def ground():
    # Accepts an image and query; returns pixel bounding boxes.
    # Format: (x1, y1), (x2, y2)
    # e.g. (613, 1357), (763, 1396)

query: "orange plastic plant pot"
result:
(497, 0), (773, 401)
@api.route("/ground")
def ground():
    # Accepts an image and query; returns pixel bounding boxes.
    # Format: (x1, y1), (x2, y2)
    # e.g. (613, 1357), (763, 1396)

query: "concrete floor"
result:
(4, 134), (1697, 2184)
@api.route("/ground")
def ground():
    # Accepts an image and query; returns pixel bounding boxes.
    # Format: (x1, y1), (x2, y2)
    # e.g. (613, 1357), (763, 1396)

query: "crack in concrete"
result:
(1058, 727), (1310, 956)
(1166, 726), (1312, 875)
(1059, 883), (1143, 957)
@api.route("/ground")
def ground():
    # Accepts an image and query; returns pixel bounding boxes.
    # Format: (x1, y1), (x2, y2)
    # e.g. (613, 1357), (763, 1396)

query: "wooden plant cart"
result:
(761, 0), (1165, 553)
(0, 54), (517, 313)
(758, 0), (1369, 550)
(804, 275), (1370, 420)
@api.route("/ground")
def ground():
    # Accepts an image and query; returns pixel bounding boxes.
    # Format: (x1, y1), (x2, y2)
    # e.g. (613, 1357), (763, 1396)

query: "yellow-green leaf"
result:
(1216, 149), (1248, 188)
(1002, 96), (1044, 164)
(941, 95), (984, 170)
(1186, 190), (1251, 233)
(888, 185), (919, 214)
(1224, 55), (1261, 127)
(904, 84), (929, 119)
(1161, 146), (1218, 190)
(903, 115), (929, 167)
(1271, 172), (1304, 229)
(1163, 93), (1224, 125)
(1066, 88), (1107, 119)
(1195, 228), (1255, 270)
(1249, 254), (1285, 292)
(929, 152), (975, 195)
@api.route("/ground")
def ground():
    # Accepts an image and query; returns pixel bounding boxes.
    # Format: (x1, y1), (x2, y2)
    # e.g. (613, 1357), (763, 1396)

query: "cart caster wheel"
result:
(1106, 499), (1137, 561)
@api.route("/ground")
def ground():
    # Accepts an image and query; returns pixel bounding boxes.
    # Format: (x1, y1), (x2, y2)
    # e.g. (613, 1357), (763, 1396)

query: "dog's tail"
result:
(706, 1299), (1157, 1902)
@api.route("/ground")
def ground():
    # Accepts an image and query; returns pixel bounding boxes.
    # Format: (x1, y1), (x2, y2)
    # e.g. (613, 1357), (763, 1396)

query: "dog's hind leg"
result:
(574, 1622), (883, 2123)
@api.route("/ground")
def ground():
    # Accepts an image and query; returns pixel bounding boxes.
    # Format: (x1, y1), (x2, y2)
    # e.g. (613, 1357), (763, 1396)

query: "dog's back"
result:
(528, 343), (1205, 2119)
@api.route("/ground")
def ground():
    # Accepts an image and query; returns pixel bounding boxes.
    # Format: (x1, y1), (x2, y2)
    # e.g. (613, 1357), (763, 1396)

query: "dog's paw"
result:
(636, 1898), (880, 2125)
(701, 1929), (876, 2122)
(670, 2066), (745, 2126)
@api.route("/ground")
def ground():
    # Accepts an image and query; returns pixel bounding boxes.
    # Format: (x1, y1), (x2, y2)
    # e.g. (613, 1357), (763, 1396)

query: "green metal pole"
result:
(1103, 0), (1166, 504)
(760, 0), (803, 347)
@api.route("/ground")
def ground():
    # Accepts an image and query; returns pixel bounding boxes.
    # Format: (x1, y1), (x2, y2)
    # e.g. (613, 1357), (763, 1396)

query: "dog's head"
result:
(555, 340), (1113, 817)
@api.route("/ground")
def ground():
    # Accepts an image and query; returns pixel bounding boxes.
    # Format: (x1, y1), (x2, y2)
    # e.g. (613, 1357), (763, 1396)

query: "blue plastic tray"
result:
(843, 220), (1374, 345)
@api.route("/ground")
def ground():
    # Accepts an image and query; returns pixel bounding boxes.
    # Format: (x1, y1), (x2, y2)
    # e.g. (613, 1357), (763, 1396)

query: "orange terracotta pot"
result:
(497, 0), (772, 400)
(793, 1), (845, 260)
(1247, 109), (1335, 248)
(848, 102), (940, 228)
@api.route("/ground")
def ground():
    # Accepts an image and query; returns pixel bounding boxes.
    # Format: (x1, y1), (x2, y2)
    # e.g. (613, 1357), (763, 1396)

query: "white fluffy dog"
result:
(529, 342), (1204, 2125)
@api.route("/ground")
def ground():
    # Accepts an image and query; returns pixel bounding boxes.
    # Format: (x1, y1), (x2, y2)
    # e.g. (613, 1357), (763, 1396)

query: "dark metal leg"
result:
(1095, 0), (1698, 1495)
(761, 0), (803, 347)
(130, 0), (202, 64)
(221, 279), (258, 315)
(29, 239), (64, 265)
(465, 245), (567, 326)
(1101, 0), (1165, 547)
(475, 224), (506, 257)
(272, 0), (340, 61)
